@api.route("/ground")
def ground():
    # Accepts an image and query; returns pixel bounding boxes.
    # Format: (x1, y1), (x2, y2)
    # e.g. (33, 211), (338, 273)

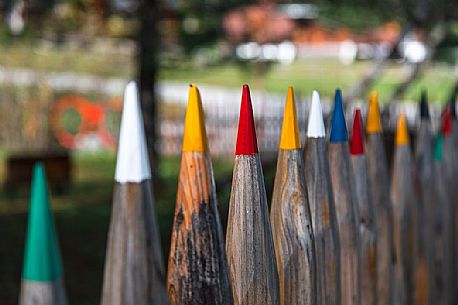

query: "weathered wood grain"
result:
(101, 181), (169, 305)
(167, 151), (233, 305)
(366, 133), (394, 305)
(433, 146), (453, 305)
(414, 121), (435, 305)
(19, 278), (68, 305)
(450, 119), (458, 305)
(304, 138), (340, 305)
(391, 144), (418, 305)
(329, 142), (360, 305)
(442, 130), (455, 305)
(351, 155), (376, 305)
(226, 154), (280, 305)
(270, 149), (316, 305)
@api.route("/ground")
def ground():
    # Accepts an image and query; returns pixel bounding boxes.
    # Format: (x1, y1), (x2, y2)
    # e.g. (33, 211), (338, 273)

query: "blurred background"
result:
(0, 0), (456, 304)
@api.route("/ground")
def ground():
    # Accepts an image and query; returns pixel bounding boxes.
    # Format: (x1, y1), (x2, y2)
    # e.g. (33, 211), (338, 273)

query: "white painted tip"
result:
(307, 91), (326, 138)
(115, 81), (151, 183)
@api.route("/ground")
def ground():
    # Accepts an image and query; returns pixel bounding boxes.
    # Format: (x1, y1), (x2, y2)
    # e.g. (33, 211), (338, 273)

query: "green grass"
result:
(0, 43), (134, 78)
(160, 59), (456, 103)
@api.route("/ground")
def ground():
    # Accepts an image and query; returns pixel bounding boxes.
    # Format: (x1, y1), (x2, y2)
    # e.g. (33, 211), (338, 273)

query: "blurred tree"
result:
(137, 0), (159, 179)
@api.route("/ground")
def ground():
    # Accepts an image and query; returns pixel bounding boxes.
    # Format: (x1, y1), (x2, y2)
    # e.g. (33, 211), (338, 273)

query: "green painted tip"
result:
(434, 134), (444, 161)
(22, 163), (63, 281)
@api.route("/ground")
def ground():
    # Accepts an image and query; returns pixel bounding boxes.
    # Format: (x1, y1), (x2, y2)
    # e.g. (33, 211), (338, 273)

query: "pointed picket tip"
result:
(434, 133), (444, 161)
(395, 112), (410, 145)
(419, 89), (430, 119)
(307, 90), (326, 138)
(366, 90), (382, 134)
(330, 88), (348, 143)
(350, 108), (364, 155)
(442, 106), (453, 136)
(279, 87), (301, 150)
(23, 163), (63, 282)
(235, 84), (258, 155)
(449, 93), (456, 119)
(182, 84), (208, 152)
(115, 81), (151, 183)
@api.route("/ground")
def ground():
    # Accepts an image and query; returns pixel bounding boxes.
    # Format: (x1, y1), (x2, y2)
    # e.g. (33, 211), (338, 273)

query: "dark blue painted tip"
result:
(420, 89), (430, 119)
(330, 89), (348, 143)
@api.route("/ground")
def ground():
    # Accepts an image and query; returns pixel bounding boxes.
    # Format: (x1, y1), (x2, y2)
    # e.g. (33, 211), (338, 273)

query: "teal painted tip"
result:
(22, 163), (63, 282)
(434, 134), (444, 161)
(330, 88), (348, 142)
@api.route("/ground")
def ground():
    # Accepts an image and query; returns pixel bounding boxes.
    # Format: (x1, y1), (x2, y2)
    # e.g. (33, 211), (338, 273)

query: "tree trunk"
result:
(137, 0), (159, 178)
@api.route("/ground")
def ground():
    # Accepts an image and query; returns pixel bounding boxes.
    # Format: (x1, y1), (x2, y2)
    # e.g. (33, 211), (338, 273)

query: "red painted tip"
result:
(235, 84), (258, 155)
(442, 106), (453, 136)
(350, 109), (364, 155)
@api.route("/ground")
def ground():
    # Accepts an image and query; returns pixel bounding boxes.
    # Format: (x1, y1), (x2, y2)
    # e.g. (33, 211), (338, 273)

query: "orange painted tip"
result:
(350, 109), (364, 155)
(235, 84), (258, 155)
(395, 112), (409, 145)
(366, 91), (382, 134)
(182, 84), (208, 152)
(442, 106), (453, 137)
(279, 87), (301, 150)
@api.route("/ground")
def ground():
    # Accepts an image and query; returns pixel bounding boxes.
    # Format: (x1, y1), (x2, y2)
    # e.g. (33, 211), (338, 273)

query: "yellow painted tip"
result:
(182, 84), (208, 152)
(279, 87), (301, 150)
(366, 91), (382, 133)
(395, 112), (409, 145)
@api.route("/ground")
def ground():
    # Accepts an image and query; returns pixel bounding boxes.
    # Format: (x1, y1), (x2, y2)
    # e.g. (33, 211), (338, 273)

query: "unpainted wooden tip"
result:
(114, 81), (151, 183)
(366, 90), (382, 134)
(279, 87), (301, 149)
(395, 112), (409, 145)
(330, 88), (348, 143)
(307, 90), (326, 138)
(442, 106), (453, 136)
(235, 84), (258, 155)
(419, 90), (430, 119)
(182, 84), (208, 152)
(350, 108), (364, 155)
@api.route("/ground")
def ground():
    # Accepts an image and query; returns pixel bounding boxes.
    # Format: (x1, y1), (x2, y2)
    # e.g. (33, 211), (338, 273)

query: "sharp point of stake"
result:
(114, 81), (151, 183)
(23, 163), (63, 282)
(420, 89), (430, 119)
(395, 112), (410, 145)
(182, 84), (208, 152)
(442, 106), (453, 136)
(449, 93), (456, 119)
(279, 86), (301, 150)
(235, 84), (259, 155)
(350, 108), (364, 155)
(307, 90), (326, 138)
(366, 90), (382, 134)
(330, 88), (348, 143)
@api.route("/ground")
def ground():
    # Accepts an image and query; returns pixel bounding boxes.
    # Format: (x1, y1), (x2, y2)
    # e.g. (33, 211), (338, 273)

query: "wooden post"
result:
(414, 92), (435, 305)
(434, 109), (454, 305)
(349, 109), (377, 305)
(365, 91), (394, 305)
(101, 82), (169, 305)
(390, 113), (418, 305)
(449, 93), (458, 305)
(167, 85), (233, 305)
(328, 89), (360, 305)
(226, 85), (280, 305)
(270, 87), (316, 305)
(19, 163), (68, 305)
(303, 91), (341, 305)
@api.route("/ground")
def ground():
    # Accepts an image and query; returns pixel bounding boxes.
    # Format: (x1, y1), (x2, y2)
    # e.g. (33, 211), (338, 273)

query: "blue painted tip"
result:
(330, 89), (348, 142)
